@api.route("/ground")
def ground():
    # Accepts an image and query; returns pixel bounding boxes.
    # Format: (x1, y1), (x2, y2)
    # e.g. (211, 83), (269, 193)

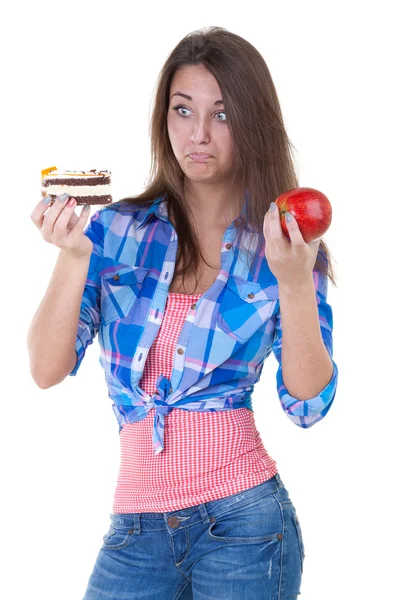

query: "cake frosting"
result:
(41, 167), (112, 205)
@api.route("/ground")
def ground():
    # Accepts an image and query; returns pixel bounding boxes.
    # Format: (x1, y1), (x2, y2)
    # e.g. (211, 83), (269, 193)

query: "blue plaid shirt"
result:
(70, 195), (338, 454)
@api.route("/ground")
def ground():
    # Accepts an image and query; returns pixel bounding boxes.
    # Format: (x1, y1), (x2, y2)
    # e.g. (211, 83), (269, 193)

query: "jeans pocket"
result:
(207, 492), (283, 544)
(102, 525), (134, 551)
(292, 512), (305, 573)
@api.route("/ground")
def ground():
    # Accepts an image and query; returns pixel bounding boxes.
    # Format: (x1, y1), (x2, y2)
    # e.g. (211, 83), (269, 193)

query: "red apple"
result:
(275, 187), (332, 243)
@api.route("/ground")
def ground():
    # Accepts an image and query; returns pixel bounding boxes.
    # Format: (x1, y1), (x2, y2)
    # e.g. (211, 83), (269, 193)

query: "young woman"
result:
(28, 26), (338, 600)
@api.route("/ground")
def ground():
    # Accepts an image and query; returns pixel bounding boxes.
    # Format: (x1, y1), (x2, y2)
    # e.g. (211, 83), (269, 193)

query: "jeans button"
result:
(167, 516), (180, 528)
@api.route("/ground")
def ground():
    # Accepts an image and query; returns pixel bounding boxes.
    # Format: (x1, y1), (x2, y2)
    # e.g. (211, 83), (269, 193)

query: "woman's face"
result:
(167, 64), (235, 185)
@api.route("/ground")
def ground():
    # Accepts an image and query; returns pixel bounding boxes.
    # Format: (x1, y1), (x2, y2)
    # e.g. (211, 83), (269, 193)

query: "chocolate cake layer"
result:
(42, 176), (111, 187)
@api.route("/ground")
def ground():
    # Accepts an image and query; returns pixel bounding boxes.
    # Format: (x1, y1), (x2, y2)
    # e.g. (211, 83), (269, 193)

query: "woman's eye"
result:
(176, 107), (190, 117)
(172, 106), (227, 122)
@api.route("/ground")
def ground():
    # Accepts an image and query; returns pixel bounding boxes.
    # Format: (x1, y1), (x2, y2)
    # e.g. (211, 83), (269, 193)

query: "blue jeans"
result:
(82, 473), (305, 599)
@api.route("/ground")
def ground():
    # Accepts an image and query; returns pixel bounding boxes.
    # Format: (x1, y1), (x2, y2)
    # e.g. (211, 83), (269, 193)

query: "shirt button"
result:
(248, 292), (255, 299)
(177, 348), (184, 355)
(225, 243), (232, 250)
(191, 303), (197, 310)
(167, 516), (180, 528)
(113, 274), (120, 281)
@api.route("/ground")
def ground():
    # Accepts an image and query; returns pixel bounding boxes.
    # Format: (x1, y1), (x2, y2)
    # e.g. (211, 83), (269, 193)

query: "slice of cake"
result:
(41, 167), (112, 205)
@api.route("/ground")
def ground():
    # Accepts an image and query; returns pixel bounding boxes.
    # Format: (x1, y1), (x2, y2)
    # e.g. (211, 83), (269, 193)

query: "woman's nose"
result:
(191, 122), (210, 144)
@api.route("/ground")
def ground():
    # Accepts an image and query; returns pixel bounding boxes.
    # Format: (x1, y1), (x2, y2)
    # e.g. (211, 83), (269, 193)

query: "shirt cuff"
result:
(277, 359), (338, 426)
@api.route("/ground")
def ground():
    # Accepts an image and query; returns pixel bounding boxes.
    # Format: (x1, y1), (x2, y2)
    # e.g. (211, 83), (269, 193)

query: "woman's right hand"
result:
(31, 193), (94, 260)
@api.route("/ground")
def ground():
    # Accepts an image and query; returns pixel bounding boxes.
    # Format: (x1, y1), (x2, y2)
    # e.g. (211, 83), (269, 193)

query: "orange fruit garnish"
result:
(41, 166), (57, 178)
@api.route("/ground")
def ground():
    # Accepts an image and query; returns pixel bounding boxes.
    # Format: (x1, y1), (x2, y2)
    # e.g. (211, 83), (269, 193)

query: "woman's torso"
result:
(112, 289), (278, 513)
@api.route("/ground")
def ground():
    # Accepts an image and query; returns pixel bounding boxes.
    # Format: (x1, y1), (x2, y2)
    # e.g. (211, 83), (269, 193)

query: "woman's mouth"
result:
(189, 154), (212, 163)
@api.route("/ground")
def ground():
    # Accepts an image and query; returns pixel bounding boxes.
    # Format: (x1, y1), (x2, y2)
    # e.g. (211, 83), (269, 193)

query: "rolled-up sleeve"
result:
(271, 268), (339, 427)
(69, 209), (104, 376)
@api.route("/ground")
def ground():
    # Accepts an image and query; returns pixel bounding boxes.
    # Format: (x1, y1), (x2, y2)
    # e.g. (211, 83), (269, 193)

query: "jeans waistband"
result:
(109, 473), (285, 533)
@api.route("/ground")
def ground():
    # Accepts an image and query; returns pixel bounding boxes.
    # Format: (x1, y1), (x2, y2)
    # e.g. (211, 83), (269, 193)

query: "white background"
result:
(1, 1), (399, 598)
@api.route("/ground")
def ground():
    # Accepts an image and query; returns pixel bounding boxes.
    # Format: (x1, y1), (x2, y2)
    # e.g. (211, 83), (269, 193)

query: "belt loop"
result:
(198, 503), (212, 524)
(133, 513), (141, 535)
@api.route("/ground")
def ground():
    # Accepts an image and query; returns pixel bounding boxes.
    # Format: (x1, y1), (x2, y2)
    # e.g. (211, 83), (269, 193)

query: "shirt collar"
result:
(135, 195), (167, 230)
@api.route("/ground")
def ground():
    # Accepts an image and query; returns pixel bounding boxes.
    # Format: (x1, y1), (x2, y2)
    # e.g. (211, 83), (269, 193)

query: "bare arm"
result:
(27, 249), (92, 388)
(28, 194), (95, 388)
(279, 275), (334, 400)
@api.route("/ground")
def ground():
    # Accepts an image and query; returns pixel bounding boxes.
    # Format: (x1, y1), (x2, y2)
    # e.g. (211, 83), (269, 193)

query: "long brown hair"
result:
(110, 26), (337, 290)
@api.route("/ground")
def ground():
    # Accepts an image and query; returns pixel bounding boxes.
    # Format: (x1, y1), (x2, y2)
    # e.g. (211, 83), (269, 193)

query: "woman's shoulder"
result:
(102, 195), (165, 216)
(92, 196), (166, 241)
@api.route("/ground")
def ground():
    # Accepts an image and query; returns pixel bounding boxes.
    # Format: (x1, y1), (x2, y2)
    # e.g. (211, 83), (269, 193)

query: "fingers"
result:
(31, 192), (71, 233)
(53, 197), (81, 234)
(264, 202), (307, 249)
(263, 202), (286, 249)
(282, 211), (306, 247)
(31, 193), (91, 244)
(67, 204), (92, 243)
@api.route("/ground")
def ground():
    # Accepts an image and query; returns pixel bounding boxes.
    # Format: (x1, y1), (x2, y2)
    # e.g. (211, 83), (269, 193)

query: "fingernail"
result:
(270, 202), (276, 212)
(42, 195), (52, 204)
(285, 212), (293, 222)
(59, 193), (69, 202)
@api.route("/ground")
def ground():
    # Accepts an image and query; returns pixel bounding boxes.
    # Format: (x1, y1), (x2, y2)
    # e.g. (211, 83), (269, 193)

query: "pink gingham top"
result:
(112, 291), (278, 514)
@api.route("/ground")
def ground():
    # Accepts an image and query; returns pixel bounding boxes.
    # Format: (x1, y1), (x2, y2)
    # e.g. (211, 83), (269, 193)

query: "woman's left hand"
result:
(262, 202), (321, 288)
